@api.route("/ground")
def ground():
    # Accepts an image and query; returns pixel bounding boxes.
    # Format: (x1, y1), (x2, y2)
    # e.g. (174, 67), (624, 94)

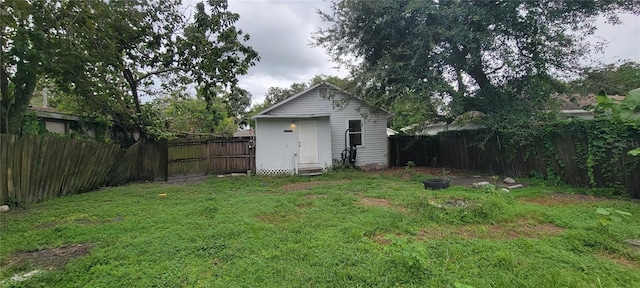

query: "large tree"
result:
(0, 0), (96, 133)
(1, 0), (259, 138)
(144, 88), (237, 137)
(315, 0), (640, 131)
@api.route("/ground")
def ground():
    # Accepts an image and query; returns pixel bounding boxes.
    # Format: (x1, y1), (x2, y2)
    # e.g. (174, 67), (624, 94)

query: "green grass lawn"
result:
(1, 170), (639, 287)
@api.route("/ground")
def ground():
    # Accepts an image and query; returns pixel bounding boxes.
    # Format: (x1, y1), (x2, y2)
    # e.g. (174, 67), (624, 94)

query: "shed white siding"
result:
(255, 117), (332, 174)
(260, 85), (391, 168)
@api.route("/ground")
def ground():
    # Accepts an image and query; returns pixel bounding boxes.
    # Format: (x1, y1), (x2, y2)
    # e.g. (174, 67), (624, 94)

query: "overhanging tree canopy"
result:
(315, 0), (640, 130)
(1, 0), (259, 138)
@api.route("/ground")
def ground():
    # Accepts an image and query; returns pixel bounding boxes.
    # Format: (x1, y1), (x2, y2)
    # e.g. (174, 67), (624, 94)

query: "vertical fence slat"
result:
(166, 137), (252, 179)
(1, 134), (131, 206)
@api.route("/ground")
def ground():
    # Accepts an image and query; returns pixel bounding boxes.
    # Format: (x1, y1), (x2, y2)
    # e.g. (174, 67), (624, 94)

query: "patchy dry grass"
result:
(280, 180), (349, 192)
(598, 251), (640, 270)
(358, 197), (407, 212)
(418, 220), (564, 240)
(1, 171), (639, 287)
(371, 220), (564, 245)
(519, 193), (609, 206)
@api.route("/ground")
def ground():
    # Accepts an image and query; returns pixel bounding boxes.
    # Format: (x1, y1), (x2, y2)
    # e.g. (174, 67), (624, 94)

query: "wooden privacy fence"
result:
(167, 137), (254, 178)
(0, 134), (122, 205)
(388, 135), (439, 167)
(106, 138), (168, 186)
(1, 135), (254, 206)
(438, 130), (640, 198)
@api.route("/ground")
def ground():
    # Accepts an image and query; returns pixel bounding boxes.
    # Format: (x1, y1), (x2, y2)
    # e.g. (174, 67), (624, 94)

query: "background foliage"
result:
(315, 0), (640, 132)
(1, 0), (259, 142)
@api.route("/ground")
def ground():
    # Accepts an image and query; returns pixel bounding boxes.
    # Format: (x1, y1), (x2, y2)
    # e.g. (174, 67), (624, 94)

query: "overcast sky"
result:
(185, 0), (640, 106)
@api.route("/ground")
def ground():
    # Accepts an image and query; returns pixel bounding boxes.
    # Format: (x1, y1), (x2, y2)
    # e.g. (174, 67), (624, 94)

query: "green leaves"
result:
(593, 88), (640, 156)
(596, 207), (631, 230)
(315, 0), (640, 133)
(620, 88), (640, 119)
(570, 61), (640, 97)
(2, 0), (259, 141)
(383, 235), (429, 275)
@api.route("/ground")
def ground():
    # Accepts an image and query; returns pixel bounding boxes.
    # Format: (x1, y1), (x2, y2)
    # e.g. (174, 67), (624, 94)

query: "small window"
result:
(348, 119), (363, 146)
(45, 121), (67, 134)
(319, 87), (328, 98)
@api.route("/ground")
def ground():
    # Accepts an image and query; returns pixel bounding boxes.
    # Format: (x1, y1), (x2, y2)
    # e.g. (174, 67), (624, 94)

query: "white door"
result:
(298, 120), (318, 164)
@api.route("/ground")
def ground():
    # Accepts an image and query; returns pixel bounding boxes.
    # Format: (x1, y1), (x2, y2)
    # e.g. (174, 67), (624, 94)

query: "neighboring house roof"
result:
(555, 94), (625, 119)
(401, 111), (484, 135)
(401, 122), (481, 135)
(27, 106), (100, 137)
(557, 94), (624, 110)
(386, 128), (397, 136)
(233, 129), (254, 138)
(28, 106), (95, 122)
(253, 82), (393, 119)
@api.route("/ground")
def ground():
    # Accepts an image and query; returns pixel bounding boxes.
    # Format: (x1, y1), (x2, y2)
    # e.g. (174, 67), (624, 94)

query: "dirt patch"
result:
(417, 220), (564, 240)
(519, 193), (608, 206)
(281, 180), (349, 192)
(372, 234), (394, 245)
(297, 203), (313, 210)
(1, 244), (91, 272)
(359, 197), (407, 212)
(598, 251), (640, 270)
(373, 167), (511, 188)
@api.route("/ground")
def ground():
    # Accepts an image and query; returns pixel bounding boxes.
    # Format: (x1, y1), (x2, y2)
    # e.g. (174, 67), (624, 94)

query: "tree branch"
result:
(136, 67), (182, 83)
(122, 67), (142, 117)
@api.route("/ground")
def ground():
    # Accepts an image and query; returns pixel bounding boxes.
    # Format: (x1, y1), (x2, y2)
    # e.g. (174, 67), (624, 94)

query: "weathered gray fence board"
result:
(168, 137), (254, 178)
(0, 135), (122, 205)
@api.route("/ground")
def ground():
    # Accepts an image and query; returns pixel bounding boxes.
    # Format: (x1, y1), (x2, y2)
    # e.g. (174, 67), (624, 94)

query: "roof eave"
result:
(253, 113), (332, 119)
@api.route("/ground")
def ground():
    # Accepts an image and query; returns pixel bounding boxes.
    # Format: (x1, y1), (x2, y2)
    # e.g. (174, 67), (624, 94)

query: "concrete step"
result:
(298, 166), (324, 176)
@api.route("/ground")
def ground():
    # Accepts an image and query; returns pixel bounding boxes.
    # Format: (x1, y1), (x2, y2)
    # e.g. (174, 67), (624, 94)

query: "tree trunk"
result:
(0, 39), (9, 133)
(123, 68), (142, 116)
(123, 67), (145, 140)
(1, 61), (38, 134)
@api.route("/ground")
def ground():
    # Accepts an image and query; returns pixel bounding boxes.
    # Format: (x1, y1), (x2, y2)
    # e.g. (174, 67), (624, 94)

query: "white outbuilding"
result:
(253, 82), (393, 175)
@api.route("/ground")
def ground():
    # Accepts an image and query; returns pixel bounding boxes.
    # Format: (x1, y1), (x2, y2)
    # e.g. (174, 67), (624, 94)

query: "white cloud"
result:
(226, 0), (348, 104)
(588, 13), (640, 64)
(183, 1), (640, 106)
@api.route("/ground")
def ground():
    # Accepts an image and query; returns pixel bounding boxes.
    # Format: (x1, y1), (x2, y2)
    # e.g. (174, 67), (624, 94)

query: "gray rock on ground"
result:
(363, 163), (382, 171)
(472, 181), (491, 188)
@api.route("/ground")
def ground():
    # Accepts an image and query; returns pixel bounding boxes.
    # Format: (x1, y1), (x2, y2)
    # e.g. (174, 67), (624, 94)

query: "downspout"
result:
(294, 120), (299, 174)
(294, 150), (298, 175)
